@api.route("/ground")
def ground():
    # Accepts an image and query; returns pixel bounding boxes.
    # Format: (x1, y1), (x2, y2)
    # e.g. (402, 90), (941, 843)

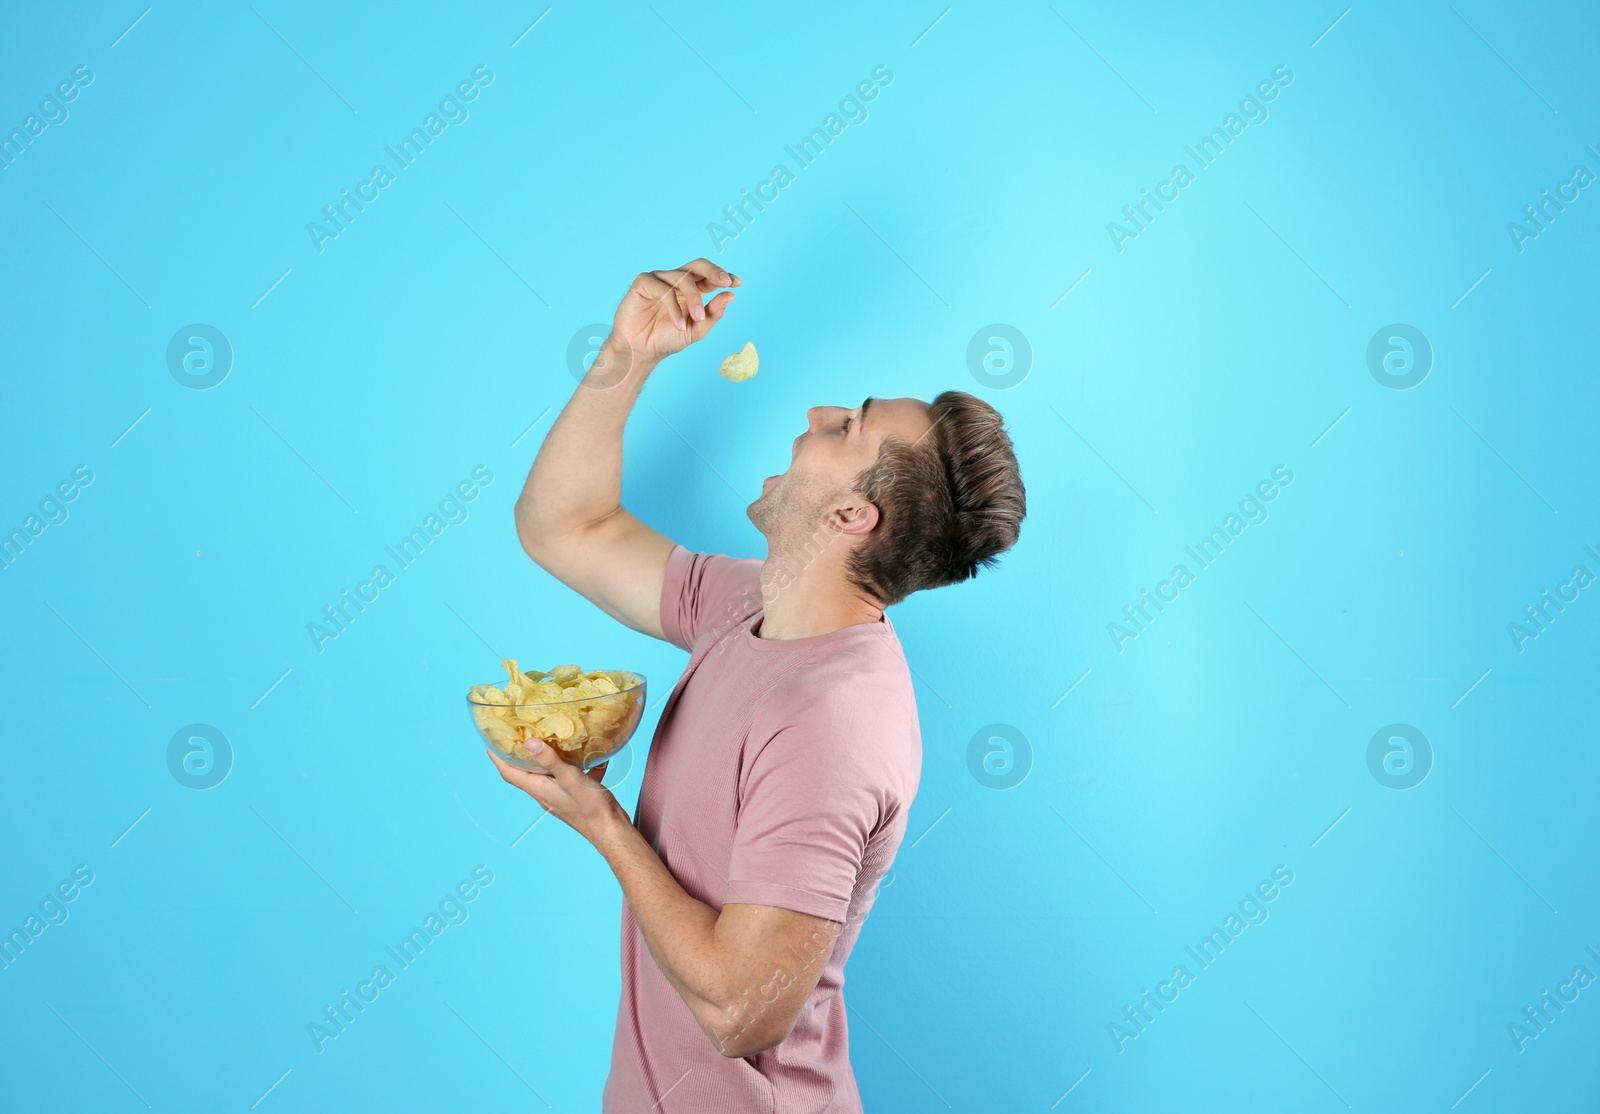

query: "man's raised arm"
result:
(514, 260), (739, 642)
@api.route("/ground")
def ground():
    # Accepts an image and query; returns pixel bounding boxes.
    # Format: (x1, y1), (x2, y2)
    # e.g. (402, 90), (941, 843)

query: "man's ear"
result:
(827, 499), (879, 536)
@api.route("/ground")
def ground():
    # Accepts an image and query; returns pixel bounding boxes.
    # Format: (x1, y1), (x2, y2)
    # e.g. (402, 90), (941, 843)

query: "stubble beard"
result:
(749, 472), (838, 568)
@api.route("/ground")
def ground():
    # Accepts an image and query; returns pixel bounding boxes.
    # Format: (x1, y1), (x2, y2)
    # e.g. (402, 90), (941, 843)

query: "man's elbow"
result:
(712, 1015), (798, 1059)
(716, 1033), (770, 1060)
(514, 500), (548, 563)
(515, 498), (571, 566)
(514, 499), (614, 566)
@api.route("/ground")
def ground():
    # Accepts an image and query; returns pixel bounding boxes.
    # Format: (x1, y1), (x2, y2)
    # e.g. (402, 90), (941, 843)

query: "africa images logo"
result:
(705, 65), (894, 253)
(306, 66), (494, 253)
(1107, 865), (1295, 1052)
(307, 466), (493, 652)
(1107, 466), (1294, 652)
(1106, 66), (1294, 252)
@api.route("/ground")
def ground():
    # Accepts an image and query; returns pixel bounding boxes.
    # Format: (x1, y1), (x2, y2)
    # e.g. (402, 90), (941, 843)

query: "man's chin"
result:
(747, 477), (778, 523)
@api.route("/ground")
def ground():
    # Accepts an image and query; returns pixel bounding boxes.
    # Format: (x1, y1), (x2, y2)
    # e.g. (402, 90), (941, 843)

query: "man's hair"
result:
(844, 390), (1025, 607)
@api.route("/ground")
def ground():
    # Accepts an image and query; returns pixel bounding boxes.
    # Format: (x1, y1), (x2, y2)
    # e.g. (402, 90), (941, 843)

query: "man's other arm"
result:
(491, 740), (842, 1058)
(595, 812), (842, 1058)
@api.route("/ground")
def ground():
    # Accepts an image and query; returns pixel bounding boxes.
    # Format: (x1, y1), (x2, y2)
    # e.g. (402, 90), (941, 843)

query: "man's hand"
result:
(486, 742), (627, 844)
(602, 259), (740, 372)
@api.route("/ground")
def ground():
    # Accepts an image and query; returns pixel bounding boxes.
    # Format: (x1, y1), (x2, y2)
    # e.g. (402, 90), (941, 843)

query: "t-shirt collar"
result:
(743, 608), (892, 652)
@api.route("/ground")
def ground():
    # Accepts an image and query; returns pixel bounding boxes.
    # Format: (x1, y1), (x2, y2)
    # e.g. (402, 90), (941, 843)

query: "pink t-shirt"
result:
(603, 545), (922, 1113)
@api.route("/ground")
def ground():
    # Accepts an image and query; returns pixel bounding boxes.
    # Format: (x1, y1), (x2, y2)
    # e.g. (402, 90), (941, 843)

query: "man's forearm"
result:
(515, 340), (658, 545)
(590, 805), (737, 1042)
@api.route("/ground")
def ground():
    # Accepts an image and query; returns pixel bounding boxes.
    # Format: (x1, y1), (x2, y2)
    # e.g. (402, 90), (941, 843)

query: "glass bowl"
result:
(467, 672), (646, 774)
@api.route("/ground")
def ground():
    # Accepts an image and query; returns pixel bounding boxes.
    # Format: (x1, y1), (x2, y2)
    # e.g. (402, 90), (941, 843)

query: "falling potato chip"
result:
(719, 341), (758, 382)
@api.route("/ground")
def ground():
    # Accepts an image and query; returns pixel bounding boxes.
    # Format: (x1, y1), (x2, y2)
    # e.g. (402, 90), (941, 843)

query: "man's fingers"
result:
(522, 739), (569, 775)
(635, 273), (686, 330)
(487, 746), (533, 782)
(628, 264), (739, 344)
(678, 259), (738, 290)
(643, 271), (692, 330)
(486, 748), (554, 803)
(687, 290), (735, 343)
(657, 270), (705, 326)
(528, 740), (603, 797)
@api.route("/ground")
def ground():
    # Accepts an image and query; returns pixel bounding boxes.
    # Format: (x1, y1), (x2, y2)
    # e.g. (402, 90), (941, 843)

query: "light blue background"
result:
(2, 1), (1597, 1110)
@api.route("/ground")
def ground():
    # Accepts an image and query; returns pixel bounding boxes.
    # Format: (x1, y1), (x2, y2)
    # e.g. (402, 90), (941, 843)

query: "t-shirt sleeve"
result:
(658, 545), (763, 653)
(724, 698), (899, 923)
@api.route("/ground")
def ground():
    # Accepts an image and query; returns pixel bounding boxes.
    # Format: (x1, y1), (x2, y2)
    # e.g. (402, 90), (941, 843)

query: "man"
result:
(488, 259), (1025, 1111)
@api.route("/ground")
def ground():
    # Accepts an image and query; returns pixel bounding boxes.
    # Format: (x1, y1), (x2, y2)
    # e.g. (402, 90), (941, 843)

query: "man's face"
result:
(747, 395), (933, 541)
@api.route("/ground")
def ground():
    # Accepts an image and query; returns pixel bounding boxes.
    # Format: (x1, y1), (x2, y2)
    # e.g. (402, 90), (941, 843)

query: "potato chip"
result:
(719, 341), (758, 382)
(470, 663), (643, 768)
(470, 684), (510, 705)
(476, 710), (519, 752)
(536, 712), (577, 740)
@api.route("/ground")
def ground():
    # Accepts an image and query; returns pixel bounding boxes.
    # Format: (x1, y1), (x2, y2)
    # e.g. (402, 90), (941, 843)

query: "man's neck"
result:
(756, 560), (884, 640)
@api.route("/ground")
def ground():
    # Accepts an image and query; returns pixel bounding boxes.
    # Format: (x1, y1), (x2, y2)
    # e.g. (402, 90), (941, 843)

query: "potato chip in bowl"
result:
(468, 659), (646, 773)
